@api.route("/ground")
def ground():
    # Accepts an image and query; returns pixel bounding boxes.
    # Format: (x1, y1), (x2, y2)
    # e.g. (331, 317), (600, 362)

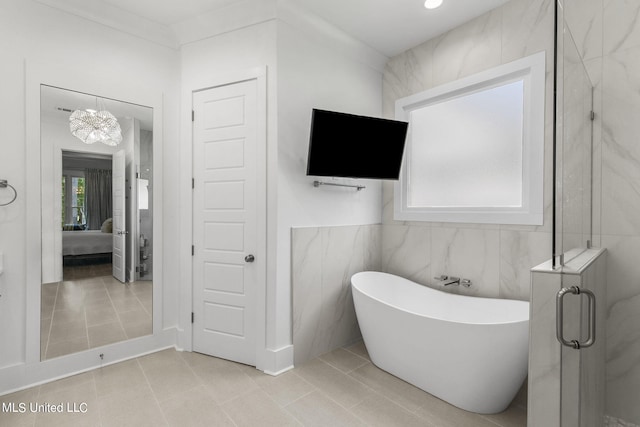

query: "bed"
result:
(63, 230), (113, 265)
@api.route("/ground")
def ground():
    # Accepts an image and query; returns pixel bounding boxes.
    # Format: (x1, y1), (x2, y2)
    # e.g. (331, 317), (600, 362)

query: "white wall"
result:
(0, 0), (388, 384)
(0, 53), (27, 371)
(0, 0), (180, 374)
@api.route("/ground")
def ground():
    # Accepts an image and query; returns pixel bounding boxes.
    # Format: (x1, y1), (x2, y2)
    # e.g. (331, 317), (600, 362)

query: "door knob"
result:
(245, 254), (255, 263)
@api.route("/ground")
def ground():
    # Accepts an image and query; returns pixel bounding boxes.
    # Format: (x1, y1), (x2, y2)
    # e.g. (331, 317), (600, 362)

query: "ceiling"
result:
(41, 85), (154, 131)
(39, 0), (510, 58)
(292, 0), (510, 57)
(99, 0), (239, 25)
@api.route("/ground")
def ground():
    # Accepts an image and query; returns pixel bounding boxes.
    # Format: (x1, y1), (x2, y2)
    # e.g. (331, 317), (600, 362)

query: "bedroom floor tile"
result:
(41, 274), (153, 360)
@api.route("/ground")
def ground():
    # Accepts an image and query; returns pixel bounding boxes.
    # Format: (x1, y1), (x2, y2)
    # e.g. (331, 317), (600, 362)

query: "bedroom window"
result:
(62, 174), (86, 228)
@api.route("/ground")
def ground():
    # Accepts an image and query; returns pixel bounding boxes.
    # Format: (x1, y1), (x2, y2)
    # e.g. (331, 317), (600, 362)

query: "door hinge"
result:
(191, 312), (194, 323)
(192, 178), (195, 189)
(590, 110), (595, 121)
(135, 266), (139, 272)
(192, 110), (195, 122)
(136, 172), (139, 178)
(192, 245), (195, 256)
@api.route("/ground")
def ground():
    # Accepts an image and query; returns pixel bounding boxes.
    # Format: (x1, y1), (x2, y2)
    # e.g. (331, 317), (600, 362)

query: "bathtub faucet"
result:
(434, 275), (460, 286)
(434, 275), (473, 287)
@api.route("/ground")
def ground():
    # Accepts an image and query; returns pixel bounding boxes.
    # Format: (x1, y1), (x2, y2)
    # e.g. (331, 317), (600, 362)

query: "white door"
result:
(192, 79), (261, 366)
(112, 149), (126, 283)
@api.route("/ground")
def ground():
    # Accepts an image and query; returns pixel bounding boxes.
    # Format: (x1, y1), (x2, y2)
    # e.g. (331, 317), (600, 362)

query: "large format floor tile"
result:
(0, 343), (526, 427)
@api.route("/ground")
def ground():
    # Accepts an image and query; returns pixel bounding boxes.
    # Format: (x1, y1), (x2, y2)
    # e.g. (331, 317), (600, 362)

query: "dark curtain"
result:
(85, 168), (112, 230)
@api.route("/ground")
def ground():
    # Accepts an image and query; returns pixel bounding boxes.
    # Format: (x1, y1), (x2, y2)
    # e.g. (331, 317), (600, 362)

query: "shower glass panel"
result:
(555, 3), (603, 426)
(554, 19), (594, 266)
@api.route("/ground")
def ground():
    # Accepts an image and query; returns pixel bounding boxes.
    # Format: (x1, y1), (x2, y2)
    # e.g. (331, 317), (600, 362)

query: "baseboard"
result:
(261, 344), (294, 376)
(0, 328), (176, 396)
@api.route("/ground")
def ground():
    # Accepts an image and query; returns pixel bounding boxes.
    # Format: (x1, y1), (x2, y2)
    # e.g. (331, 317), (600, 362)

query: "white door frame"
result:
(179, 67), (269, 372)
(112, 149), (127, 283)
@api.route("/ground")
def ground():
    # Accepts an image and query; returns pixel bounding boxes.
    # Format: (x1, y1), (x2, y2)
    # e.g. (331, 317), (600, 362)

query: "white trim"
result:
(394, 52), (546, 226)
(172, 0), (278, 47)
(261, 345), (294, 376)
(275, 0), (388, 72)
(0, 333), (176, 396)
(25, 59), (40, 366)
(180, 66), (275, 373)
(33, 0), (179, 49)
(18, 58), (167, 390)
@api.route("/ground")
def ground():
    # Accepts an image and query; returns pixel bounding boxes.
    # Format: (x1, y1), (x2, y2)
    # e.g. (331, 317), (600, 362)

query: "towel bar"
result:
(0, 179), (17, 206)
(313, 180), (365, 191)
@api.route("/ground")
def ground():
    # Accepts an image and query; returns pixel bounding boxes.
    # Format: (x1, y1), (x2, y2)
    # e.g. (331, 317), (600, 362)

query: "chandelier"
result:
(69, 104), (122, 146)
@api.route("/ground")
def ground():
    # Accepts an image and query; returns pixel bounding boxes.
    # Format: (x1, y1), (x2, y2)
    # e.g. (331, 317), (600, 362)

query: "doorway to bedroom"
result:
(61, 151), (114, 281)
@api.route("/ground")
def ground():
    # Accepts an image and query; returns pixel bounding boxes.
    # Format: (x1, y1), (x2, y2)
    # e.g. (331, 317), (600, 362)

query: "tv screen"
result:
(306, 109), (408, 180)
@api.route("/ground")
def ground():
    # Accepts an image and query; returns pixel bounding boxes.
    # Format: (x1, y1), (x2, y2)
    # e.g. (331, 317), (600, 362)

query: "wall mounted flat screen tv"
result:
(306, 109), (409, 180)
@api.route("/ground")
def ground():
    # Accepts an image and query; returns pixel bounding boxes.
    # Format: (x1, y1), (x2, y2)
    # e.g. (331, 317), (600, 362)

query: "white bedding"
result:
(62, 230), (113, 256)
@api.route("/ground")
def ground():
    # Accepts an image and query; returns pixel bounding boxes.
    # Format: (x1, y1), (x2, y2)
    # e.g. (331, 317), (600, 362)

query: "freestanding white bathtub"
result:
(351, 271), (529, 414)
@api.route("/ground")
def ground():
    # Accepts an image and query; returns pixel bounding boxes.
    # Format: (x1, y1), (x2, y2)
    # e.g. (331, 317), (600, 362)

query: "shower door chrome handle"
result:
(556, 286), (596, 350)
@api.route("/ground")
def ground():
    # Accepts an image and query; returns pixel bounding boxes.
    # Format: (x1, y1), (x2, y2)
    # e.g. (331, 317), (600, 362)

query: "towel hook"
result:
(0, 179), (17, 206)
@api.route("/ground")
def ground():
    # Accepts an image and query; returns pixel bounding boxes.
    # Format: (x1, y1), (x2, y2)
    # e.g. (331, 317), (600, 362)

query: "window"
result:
(394, 52), (545, 225)
(62, 173), (86, 228)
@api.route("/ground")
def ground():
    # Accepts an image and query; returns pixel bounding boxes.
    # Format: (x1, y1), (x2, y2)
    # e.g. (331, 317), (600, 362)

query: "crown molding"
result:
(171, 0), (278, 46)
(34, 0), (179, 49)
(276, 0), (388, 72)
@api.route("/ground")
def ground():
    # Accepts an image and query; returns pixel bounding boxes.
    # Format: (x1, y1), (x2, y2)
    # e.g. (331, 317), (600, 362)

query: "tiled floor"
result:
(1, 342), (526, 427)
(41, 275), (153, 360)
(63, 262), (113, 281)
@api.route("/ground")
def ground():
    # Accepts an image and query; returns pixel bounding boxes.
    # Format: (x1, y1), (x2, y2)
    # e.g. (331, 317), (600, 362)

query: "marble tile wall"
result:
(528, 268), (562, 427)
(381, 0), (554, 302)
(292, 224), (381, 365)
(564, 0), (640, 424)
(380, 223), (552, 301)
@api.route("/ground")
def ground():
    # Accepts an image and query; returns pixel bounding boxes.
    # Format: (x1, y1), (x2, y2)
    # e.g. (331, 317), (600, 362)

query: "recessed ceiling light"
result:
(424, 0), (443, 9)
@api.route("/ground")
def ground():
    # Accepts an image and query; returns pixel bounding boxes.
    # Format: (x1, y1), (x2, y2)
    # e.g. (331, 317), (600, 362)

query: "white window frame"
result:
(394, 52), (545, 225)
(62, 169), (86, 226)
